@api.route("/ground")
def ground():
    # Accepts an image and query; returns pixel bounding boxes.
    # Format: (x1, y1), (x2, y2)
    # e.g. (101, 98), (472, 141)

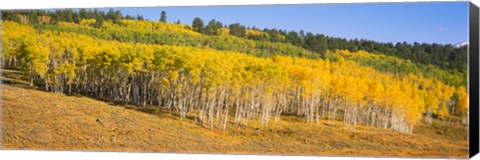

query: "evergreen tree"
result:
(229, 23), (246, 37)
(113, 10), (123, 24)
(106, 9), (116, 20)
(192, 17), (204, 33)
(160, 11), (167, 22)
(94, 14), (104, 28)
(125, 14), (134, 20)
(205, 19), (221, 35)
(287, 31), (302, 46)
(54, 10), (64, 22)
(72, 12), (81, 24)
(136, 15), (144, 20)
(79, 9), (89, 19)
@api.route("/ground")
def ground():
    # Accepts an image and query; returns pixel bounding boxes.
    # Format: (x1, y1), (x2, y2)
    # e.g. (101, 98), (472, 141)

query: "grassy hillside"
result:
(1, 69), (468, 158)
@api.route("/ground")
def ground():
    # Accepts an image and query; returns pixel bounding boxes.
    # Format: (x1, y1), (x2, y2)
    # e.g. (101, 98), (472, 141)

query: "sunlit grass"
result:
(1, 82), (468, 158)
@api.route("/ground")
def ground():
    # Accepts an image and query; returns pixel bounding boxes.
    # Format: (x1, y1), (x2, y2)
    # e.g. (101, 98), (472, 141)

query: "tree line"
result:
(30, 19), (465, 88)
(190, 17), (467, 73)
(2, 21), (469, 133)
(35, 19), (317, 60)
(2, 10), (467, 73)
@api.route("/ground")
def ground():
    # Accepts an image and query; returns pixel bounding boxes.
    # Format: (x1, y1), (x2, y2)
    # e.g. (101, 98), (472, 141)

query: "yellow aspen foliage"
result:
(218, 28), (230, 36)
(2, 20), (466, 133)
(246, 29), (269, 38)
(437, 105), (449, 119)
(79, 19), (96, 26)
(456, 86), (469, 114)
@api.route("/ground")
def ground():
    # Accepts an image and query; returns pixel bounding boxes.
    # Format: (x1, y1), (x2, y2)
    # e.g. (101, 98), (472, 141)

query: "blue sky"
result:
(103, 2), (468, 45)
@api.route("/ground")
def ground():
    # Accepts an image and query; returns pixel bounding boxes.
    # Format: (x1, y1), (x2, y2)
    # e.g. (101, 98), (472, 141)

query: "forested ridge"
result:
(1, 14), (468, 135)
(2, 9), (468, 73)
(35, 20), (315, 59)
(2, 9), (467, 88)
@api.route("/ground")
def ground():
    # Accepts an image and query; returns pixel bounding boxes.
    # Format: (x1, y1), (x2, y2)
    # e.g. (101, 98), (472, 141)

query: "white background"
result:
(0, 0), (479, 160)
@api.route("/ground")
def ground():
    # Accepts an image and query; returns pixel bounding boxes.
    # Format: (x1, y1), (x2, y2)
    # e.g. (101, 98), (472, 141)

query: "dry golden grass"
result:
(1, 73), (468, 158)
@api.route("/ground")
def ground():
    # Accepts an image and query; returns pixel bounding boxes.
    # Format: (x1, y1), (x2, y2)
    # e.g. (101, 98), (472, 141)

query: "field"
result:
(1, 69), (468, 158)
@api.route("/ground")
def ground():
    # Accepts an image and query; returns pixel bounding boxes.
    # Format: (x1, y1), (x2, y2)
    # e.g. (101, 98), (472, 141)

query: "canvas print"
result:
(0, 2), (470, 158)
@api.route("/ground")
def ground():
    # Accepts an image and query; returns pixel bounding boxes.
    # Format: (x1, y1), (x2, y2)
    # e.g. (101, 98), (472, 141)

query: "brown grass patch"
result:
(1, 84), (468, 158)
